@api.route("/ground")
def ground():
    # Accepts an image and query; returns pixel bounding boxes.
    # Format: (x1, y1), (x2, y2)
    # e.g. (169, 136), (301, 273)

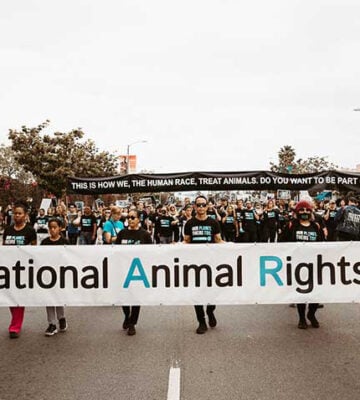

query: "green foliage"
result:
(0, 144), (34, 182)
(0, 145), (43, 207)
(8, 121), (118, 197)
(270, 145), (338, 174)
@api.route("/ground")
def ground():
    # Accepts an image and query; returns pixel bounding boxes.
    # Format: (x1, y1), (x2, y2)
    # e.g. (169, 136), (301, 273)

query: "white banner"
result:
(1, 242), (360, 306)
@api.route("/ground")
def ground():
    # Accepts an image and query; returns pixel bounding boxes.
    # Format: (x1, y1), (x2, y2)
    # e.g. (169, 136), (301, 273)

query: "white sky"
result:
(1, 0), (360, 174)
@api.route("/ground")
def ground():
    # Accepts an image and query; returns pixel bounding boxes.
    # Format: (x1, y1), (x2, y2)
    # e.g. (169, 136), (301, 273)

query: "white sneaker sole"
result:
(45, 329), (58, 336)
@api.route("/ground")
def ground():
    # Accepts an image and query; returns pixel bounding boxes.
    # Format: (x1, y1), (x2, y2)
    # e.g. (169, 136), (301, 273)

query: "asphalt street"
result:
(1, 303), (360, 400)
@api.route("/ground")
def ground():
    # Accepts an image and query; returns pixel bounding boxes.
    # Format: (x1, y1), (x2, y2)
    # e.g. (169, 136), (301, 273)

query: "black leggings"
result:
(194, 305), (216, 323)
(122, 306), (140, 325)
(297, 303), (318, 320)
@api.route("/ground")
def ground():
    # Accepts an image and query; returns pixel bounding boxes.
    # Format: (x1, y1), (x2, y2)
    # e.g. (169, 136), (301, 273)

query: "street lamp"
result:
(126, 140), (147, 174)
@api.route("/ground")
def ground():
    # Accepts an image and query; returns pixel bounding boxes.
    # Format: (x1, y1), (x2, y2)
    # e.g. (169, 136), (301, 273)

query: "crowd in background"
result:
(1, 194), (358, 245)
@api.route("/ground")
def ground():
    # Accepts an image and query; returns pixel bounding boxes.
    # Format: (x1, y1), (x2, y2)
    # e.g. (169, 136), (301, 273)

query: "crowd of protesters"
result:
(3, 195), (359, 246)
(2, 192), (360, 338)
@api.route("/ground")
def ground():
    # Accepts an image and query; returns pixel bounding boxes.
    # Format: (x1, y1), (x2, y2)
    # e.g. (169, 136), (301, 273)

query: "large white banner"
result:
(1, 242), (360, 306)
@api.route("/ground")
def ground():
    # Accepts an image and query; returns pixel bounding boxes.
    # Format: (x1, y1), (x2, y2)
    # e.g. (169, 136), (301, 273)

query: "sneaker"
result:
(9, 331), (19, 339)
(298, 320), (308, 329)
(127, 324), (136, 336)
(122, 317), (130, 330)
(45, 324), (58, 336)
(196, 322), (208, 334)
(307, 313), (320, 328)
(59, 318), (67, 332)
(207, 311), (217, 328)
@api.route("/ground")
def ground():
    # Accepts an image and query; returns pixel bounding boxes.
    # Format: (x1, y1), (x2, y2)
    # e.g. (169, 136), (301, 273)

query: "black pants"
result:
(194, 305), (216, 323)
(122, 306), (141, 325)
(223, 230), (236, 242)
(243, 230), (257, 243)
(68, 233), (78, 245)
(262, 227), (277, 242)
(297, 303), (318, 320)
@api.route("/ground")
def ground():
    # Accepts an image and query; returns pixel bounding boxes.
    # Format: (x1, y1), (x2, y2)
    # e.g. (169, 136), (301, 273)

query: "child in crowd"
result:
(41, 218), (69, 336)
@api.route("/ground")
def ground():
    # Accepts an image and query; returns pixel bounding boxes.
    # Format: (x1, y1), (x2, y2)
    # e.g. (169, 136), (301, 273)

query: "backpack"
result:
(336, 206), (360, 236)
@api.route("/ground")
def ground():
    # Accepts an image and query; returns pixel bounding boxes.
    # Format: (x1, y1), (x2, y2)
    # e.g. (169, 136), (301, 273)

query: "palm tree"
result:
(270, 145), (296, 173)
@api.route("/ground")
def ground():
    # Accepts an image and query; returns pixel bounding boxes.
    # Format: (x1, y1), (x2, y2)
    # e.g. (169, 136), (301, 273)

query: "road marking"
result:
(167, 367), (181, 400)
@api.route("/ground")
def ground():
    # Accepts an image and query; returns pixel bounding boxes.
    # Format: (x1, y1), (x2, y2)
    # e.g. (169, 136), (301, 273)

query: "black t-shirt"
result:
(5, 210), (13, 226)
(80, 214), (97, 232)
(207, 209), (218, 221)
(3, 224), (37, 245)
(138, 210), (148, 229)
(41, 236), (69, 245)
(222, 215), (236, 233)
(116, 228), (153, 245)
(35, 215), (49, 233)
(240, 209), (257, 232)
(263, 209), (279, 228)
(283, 220), (323, 242)
(178, 215), (191, 240)
(324, 209), (338, 230)
(235, 207), (243, 223)
(184, 217), (221, 243)
(155, 216), (174, 237)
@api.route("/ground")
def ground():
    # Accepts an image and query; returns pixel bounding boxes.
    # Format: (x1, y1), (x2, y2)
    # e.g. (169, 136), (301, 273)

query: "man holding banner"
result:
(183, 195), (224, 334)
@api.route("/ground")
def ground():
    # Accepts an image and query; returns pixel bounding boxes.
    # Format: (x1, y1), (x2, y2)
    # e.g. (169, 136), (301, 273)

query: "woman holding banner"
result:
(115, 209), (153, 335)
(282, 200), (324, 329)
(3, 201), (37, 339)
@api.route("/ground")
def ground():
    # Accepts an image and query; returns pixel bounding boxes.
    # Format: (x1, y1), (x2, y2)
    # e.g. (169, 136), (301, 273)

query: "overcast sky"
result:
(1, 0), (360, 174)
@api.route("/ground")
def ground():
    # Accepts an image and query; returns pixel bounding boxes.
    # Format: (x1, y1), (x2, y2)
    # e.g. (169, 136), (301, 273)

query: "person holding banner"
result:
(41, 218), (69, 336)
(183, 195), (224, 334)
(282, 200), (324, 329)
(115, 209), (153, 335)
(3, 201), (37, 339)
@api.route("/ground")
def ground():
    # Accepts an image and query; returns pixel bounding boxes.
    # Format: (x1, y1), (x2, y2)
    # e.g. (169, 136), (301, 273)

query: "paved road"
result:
(1, 303), (360, 400)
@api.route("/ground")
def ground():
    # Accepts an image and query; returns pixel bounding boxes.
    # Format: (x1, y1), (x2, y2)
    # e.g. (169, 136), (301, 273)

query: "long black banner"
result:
(67, 170), (360, 194)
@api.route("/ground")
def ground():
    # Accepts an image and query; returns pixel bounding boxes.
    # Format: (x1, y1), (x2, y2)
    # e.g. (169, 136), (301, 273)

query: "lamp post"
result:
(126, 140), (147, 174)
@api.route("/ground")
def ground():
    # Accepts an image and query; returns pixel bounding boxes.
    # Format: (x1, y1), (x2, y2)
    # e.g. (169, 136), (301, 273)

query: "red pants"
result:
(9, 307), (25, 333)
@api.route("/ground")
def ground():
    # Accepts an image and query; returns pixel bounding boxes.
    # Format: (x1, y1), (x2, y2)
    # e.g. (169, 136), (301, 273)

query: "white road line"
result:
(167, 367), (181, 400)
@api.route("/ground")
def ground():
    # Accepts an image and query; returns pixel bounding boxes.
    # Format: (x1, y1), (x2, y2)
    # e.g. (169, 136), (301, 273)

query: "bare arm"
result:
(183, 235), (191, 244)
(214, 233), (225, 243)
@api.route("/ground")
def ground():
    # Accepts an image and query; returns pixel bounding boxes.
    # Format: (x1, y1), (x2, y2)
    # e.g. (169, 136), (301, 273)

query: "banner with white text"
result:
(1, 242), (360, 306)
(67, 170), (360, 194)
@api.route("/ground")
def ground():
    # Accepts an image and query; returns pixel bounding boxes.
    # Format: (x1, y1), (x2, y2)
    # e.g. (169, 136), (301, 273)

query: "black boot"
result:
(207, 310), (217, 328)
(196, 320), (208, 334)
(307, 312), (320, 328)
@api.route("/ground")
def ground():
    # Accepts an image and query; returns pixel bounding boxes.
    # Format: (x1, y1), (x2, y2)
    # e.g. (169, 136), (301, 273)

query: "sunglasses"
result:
(196, 203), (207, 208)
(128, 215), (138, 220)
(298, 208), (311, 212)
